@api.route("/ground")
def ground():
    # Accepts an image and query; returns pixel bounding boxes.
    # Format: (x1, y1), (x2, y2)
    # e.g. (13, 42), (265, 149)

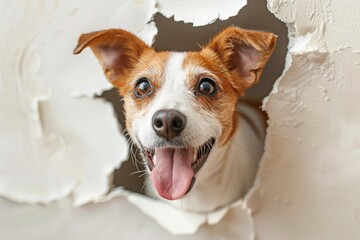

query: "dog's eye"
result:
(198, 78), (217, 96)
(134, 78), (153, 98)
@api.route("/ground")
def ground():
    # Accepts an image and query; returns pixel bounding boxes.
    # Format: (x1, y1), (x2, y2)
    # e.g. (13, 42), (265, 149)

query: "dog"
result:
(74, 27), (276, 212)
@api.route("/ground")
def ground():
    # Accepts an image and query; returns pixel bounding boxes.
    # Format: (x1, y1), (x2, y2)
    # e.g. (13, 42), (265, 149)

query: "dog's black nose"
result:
(152, 110), (186, 140)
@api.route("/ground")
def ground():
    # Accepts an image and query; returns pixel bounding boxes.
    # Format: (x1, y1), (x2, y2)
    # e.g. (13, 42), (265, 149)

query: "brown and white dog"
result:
(74, 27), (276, 212)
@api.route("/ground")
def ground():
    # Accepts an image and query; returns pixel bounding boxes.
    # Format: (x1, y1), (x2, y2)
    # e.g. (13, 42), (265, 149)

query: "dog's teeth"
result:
(192, 151), (198, 163)
(153, 155), (157, 166)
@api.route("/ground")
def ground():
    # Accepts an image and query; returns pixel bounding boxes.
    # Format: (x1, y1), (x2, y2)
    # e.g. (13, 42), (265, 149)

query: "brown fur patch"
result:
(122, 51), (170, 134)
(205, 27), (276, 89)
(183, 51), (240, 146)
(181, 27), (276, 145)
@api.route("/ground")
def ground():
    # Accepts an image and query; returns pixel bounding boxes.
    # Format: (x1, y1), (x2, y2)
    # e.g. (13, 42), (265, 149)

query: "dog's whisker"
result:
(228, 139), (256, 157)
(141, 176), (152, 193)
(129, 169), (148, 176)
(129, 144), (140, 171)
(138, 172), (149, 178)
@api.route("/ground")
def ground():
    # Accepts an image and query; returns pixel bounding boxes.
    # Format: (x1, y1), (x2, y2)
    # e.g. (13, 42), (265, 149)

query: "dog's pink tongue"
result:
(151, 148), (194, 200)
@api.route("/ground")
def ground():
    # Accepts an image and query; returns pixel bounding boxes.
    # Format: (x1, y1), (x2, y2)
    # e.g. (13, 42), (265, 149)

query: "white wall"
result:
(251, 0), (360, 239)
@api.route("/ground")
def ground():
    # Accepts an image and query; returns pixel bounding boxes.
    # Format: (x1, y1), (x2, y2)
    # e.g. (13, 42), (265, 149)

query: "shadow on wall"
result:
(101, 0), (288, 194)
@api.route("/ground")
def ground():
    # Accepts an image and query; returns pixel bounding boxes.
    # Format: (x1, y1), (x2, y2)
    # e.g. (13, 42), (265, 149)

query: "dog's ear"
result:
(74, 29), (150, 87)
(204, 27), (276, 90)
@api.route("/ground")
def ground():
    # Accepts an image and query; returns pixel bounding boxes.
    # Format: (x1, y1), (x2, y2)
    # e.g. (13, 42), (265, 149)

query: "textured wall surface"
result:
(0, 0), (359, 239)
(249, 0), (360, 239)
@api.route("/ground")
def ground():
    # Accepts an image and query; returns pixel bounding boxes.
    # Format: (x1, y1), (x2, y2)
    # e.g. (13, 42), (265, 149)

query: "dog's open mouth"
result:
(140, 137), (216, 200)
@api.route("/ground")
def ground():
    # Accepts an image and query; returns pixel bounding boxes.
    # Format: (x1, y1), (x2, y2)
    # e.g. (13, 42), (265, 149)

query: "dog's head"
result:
(74, 27), (276, 201)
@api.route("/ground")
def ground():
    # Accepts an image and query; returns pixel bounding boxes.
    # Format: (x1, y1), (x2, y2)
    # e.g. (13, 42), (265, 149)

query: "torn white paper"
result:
(0, 192), (255, 240)
(156, 0), (247, 27)
(0, 0), (158, 205)
(248, 0), (360, 239)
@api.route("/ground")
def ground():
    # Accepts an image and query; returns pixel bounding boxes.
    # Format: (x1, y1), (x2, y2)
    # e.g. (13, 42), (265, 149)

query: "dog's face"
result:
(74, 27), (276, 201)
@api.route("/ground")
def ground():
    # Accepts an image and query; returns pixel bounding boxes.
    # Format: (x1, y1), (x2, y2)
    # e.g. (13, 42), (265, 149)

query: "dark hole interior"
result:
(101, 0), (288, 194)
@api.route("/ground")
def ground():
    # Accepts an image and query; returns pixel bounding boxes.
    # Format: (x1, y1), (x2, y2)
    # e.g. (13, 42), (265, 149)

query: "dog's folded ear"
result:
(205, 27), (276, 89)
(73, 29), (150, 87)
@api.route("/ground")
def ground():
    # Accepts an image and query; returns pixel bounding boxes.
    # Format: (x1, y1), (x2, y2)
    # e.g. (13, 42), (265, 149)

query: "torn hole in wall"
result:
(105, 0), (288, 234)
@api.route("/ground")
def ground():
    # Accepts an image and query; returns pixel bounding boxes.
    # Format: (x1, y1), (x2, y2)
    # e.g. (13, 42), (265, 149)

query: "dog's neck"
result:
(159, 103), (265, 212)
